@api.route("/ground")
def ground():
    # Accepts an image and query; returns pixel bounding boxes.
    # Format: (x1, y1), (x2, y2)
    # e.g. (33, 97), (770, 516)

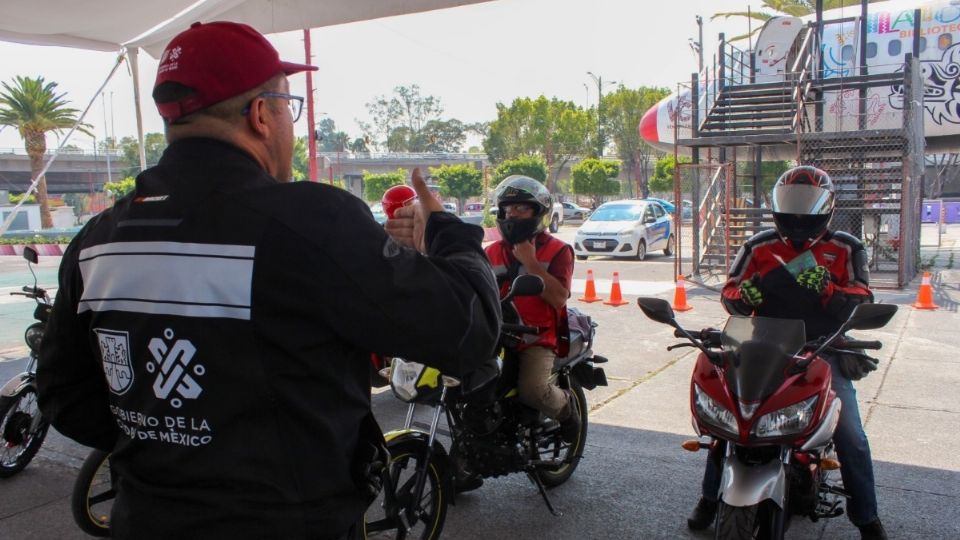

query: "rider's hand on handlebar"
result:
(739, 273), (764, 306)
(836, 352), (879, 381)
(797, 265), (829, 295)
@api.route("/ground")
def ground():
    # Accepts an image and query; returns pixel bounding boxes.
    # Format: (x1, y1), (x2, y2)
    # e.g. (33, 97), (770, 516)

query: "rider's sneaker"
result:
(454, 473), (484, 493)
(559, 390), (582, 444)
(686, 497), (718, 530)
(858, 519), (888, 540)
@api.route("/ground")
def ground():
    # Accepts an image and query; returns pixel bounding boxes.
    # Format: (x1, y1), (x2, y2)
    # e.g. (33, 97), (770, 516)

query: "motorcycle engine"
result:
(460, 401), (504, 436)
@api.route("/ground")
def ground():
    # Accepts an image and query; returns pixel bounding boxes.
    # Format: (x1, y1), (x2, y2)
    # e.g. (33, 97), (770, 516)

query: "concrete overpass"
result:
(0, 147), (121, 195)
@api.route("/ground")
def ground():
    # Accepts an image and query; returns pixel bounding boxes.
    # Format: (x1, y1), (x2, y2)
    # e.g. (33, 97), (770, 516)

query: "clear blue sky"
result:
(0, 0), (757, 151)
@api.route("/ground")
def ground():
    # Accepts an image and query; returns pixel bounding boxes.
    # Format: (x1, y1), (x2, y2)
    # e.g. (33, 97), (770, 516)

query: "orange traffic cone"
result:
(603, 272), (629, 307)
(672, 274), (693, 311)
(578, 269), (603, 303)
(912, 271), (939, 310)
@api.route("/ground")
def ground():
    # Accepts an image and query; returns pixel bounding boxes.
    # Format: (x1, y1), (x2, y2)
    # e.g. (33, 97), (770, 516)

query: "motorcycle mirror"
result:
(22, 246), (38, 264)
(845, 303), (898, 331)
(503, 274), (544, 303)
(636, 297), (676, 324)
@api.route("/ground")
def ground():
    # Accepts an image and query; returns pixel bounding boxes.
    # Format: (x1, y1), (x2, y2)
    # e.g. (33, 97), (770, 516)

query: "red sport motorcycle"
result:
(636, 297), (897, 540)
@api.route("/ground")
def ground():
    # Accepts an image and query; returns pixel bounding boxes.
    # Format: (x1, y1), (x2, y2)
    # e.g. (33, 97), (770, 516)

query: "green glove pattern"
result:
(739, 278), (763, 306)
(797, 265), (829, 294)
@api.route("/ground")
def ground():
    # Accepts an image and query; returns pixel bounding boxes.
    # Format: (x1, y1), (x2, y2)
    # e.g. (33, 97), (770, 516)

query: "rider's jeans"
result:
(699, 356), (879, 526)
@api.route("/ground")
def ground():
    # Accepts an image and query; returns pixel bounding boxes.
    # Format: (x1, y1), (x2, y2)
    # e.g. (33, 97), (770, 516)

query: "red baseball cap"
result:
(153, 21), (317, 121)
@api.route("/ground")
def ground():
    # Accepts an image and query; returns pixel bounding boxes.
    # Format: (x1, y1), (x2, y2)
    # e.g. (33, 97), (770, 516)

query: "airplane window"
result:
(939, 34), (953, 50)
(888, 40), (901, 57)
(866, 42), (878, 58)
(841, 45), (855, 62)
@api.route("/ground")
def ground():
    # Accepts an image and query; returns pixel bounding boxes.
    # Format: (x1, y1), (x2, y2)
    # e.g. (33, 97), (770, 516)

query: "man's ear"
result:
(244, 97), (272, 139)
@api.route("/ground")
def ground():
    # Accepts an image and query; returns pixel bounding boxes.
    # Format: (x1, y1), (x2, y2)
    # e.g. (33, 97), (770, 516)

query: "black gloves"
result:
(836, 352), (879, 381)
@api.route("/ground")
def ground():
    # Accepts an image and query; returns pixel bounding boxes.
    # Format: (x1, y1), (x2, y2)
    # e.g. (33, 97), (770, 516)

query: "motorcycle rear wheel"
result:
(0, 384), (49, 478)
(535, 381), (588, 488)
(364, 437), (447, 540)
(71, 449), (113, 537)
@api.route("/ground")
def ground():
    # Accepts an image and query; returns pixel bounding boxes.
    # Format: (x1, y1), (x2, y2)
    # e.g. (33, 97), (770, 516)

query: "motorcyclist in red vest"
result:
(687, 165), (887, 540)
(485, 176), (580, 442)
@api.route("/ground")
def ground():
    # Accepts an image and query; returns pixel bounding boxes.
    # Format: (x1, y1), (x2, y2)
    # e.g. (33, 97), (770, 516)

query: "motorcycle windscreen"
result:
(720, 316), (806, 403)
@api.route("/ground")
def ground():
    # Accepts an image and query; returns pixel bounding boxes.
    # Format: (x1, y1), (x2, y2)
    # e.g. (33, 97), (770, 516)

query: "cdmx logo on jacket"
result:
(147, 328), (205, 408)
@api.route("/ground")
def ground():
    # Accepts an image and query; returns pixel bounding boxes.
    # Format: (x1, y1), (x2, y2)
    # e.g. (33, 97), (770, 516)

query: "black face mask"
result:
(496, 217), (540, 244)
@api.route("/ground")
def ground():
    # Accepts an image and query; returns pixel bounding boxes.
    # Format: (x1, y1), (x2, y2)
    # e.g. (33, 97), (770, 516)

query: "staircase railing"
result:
(791, 25), (816, 133)
(695, 165), (730, 273)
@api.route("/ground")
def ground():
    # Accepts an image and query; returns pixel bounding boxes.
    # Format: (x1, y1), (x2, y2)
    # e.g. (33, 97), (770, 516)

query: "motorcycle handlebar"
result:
(502, 323), (540, 336)
(838, 339), (883, 350)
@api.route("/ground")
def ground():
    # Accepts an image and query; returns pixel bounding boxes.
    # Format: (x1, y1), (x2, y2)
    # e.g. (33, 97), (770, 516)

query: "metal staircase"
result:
(699, 82), (796, 137)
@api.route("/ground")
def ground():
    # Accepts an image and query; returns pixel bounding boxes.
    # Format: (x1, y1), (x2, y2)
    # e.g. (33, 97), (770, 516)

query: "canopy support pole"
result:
(128, 47), (148, 172)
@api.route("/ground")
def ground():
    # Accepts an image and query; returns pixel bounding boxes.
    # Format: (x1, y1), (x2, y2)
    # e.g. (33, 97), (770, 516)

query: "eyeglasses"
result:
(241, 92), (305, 122)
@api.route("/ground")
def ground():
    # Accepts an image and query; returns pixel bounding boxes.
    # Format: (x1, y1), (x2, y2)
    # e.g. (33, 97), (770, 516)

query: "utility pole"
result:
(101, 92), (112, 183)
(304, 28), (318, 181)
(693, 15), (704, 73)
(587, 72), (616, 157)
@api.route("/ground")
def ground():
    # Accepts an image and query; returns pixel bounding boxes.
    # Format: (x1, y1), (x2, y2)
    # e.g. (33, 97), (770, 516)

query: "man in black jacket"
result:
(37, 21), (499, 540)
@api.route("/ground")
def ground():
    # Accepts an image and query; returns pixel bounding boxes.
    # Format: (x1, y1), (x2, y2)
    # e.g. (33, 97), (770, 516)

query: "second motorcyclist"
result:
(687, 165), (888, 540)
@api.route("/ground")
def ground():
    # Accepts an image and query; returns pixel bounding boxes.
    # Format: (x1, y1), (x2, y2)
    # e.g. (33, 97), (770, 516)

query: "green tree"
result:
(483, 96), (594, 192)
(116, 133), (167, 177)
(713, 0), (885, 41)
(603, 86), (670, 198)
(103, 176), (137, 199)
(349, 137), (370, 153)
(570, 159), (621, 203)
(0, 76), (90, 228)
(292, 137), (309, 181)
(315, 117), (351, 152)
(363, 168), (407, 202)
(430, 164), (482, 213)
(359, 85), (467, 152)
(649, 155), (691, 194)
(491, 156), (548, 185)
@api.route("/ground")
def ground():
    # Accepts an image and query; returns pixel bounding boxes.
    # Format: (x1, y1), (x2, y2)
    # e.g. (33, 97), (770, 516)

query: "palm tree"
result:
(0, 76), (88, 229)
(713, 0), (885, 42)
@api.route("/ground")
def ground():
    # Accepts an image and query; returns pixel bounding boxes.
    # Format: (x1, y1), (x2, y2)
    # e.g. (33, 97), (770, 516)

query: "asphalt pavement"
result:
(1, 224), (958, 539)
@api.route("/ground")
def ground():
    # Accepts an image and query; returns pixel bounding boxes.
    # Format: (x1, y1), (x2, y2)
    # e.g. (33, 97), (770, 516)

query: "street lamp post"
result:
(689, 15), (704, 74)
(587, 72), (616, 157)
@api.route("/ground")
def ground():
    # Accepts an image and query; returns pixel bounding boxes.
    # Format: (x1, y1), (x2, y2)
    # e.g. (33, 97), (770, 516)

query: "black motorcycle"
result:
(0, 246), (51, 478)
(364, 274), (608, 539)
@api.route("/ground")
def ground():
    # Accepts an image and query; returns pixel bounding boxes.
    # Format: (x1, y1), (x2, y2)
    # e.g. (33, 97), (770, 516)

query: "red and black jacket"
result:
(721, 229), (873, 339)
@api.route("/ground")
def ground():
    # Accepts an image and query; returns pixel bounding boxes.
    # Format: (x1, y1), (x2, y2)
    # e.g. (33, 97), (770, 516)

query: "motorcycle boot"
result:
(858, 518), (888, 540)
(559, 390), (582, 444)
(687, 497), (718, 530)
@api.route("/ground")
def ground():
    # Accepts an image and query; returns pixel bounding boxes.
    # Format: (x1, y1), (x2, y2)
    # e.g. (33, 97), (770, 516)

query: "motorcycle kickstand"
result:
(527, 471), (563, 517)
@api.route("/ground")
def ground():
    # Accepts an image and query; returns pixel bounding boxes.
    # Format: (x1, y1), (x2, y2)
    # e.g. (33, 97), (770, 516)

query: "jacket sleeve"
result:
(36, 234), (119, 451)
(721, 243), (758, 316)
(267, 191), (502, 379)
(823, 237), (873, 319)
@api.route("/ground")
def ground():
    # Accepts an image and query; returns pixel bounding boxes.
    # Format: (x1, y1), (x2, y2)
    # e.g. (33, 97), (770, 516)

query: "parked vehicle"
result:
(369, 202), (387, 225)
(463, 202), (486, 216)
(574, 200), (674, 261)
(442, 202), (458, 214)
(636, 297), (898, 540)
(72, 449), (113, 537)
(364, 275), (608, 539)
(0, 246), (51, 478)
(645, 197), (676, 214)
(561, 201), (591, 221)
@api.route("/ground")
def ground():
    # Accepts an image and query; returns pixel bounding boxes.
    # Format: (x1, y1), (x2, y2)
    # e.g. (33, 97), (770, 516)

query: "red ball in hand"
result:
(382, 184), (417, 218)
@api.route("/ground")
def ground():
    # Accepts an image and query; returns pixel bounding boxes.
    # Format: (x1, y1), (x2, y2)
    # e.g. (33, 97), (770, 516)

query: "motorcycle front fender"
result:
(1, 372), (33, 398)
(719, 455), (786, 508)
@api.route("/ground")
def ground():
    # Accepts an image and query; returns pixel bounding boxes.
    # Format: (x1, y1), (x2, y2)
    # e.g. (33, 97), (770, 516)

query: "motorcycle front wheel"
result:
(0, 384), (49, 477)
(535, 381), (588, 488)
(715, 500), (783, 540)
(71, 449), (114, 537)
(363, 436), (447, 540)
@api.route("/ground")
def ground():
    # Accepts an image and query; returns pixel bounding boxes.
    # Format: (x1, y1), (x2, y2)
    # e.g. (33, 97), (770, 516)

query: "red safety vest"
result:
(485, 234), (571, 354)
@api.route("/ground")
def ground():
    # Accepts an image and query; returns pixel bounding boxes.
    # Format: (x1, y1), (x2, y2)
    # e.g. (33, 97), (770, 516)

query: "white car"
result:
(574, 200), (674, 261)
(561, 201), (591, 221)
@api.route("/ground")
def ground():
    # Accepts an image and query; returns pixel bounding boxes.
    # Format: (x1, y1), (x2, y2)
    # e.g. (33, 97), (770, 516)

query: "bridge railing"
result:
(0, 147), (122, 157)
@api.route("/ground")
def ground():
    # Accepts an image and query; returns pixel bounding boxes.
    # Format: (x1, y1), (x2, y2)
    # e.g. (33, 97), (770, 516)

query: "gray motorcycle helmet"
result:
(493, 175), (552, 244)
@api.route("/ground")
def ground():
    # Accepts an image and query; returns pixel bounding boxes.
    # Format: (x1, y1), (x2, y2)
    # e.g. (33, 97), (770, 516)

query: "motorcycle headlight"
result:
(693, 384), (738, 434)
(751, 395), (819, 439)
(24, 324), (44, 352)
(389, 358), (441, 403)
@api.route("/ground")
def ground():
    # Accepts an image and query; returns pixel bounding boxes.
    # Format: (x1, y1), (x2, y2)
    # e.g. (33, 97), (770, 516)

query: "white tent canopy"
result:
(1, 0), (494, 57)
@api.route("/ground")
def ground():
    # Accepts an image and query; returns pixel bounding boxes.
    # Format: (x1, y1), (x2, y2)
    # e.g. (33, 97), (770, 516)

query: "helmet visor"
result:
(771, 184), (834, 215)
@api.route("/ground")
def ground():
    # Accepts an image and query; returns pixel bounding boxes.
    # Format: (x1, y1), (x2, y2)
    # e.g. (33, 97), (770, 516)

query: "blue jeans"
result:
(700, 356), (878, 526)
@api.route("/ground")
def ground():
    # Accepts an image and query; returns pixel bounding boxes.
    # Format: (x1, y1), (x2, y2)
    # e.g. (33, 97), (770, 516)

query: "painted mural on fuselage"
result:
(639, 0), (960, 154)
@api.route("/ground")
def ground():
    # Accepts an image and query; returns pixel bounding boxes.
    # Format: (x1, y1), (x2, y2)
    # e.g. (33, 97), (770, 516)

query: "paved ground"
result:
(1, 224), (958, 539)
